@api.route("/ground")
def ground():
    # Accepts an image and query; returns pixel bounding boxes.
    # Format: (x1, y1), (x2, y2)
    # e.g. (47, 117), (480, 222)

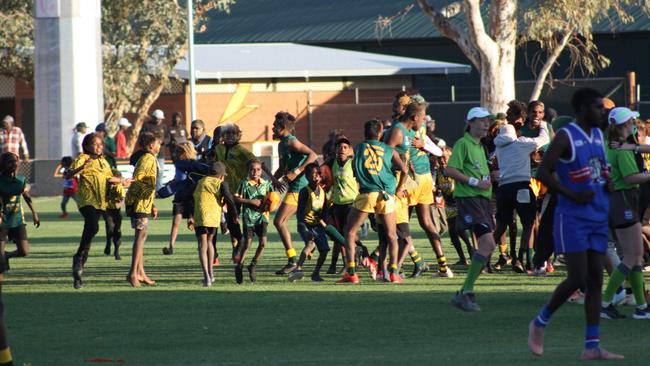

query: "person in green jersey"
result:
(446, 107), (496, 312)
(600, 107), (650, 320)
(0, 152), (39, 271)
(406, 96), (453, 278)
(337, 119), (407, 283)
(234, 159), (274, 284)
(271, 112), (318, 275)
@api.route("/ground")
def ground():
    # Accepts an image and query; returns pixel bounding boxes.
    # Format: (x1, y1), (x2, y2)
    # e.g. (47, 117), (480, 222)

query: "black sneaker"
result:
(326, 265), (337, 274)
(410, 265), (425, 279)
(451, 291), (481, 312)
(275, 262), (297, 275)
(235, 264), (244, 284)
(247, 263), (257, 283)
(72, 254), (83, 280)
(512, 260), (525, 274)
(311, 273), (325, 282)
(494, 255), (508, 270)
(73, 278), (83, 290)
(288, 269), (304, 282)
(601, 304), (625, 320)
(162, 247), (173, 255)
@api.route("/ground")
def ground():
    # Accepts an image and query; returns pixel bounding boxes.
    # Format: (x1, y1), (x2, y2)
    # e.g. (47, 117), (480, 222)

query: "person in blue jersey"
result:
(528, 88), (623, 361)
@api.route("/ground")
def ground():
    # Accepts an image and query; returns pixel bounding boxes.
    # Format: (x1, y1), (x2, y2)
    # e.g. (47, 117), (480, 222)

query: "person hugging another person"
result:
(288, 163), (331, 283)
(125, 132), (161, 288)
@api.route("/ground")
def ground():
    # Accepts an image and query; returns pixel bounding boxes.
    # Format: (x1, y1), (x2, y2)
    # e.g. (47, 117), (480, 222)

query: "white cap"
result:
(2, 115), (14, 123)
(152, 109), (164, 119)
(118, 118), (132, 127)
(608, 107), (639, 126)
(466, 107), (494, 121)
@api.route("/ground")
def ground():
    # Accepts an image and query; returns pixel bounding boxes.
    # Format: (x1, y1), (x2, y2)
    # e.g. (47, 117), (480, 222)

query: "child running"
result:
(0, 152), (39, 270)
(59, 156), (77, 218)
(288, 163), (330, 282)
(125, 132), (161, 288)
(67, 133), (127, 289)
(234, 159), (273, 284)
(600, 107), (650, 320)
(189, 162), (234, 286)
(528, 88), (623, 360)
(104, 169), (125, 260)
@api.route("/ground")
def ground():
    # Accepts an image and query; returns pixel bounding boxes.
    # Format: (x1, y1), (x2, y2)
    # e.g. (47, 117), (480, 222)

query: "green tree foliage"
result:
(0, 0), (34, 81)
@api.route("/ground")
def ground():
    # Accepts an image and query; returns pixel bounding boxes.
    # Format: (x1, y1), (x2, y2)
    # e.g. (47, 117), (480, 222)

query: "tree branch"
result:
(529, 29), (574, 101)
(464, 0), (497, 59)
(416, 0), (481, 70)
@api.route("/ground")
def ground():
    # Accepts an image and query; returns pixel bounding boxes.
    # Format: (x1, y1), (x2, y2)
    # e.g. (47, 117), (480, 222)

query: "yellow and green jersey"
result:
(193, 176), (224, 228)
(71, 154), (113, 210)
(236, 178), (273, 227)
(298, 185), (327, 226)
(331, 158), (358, 205)
(0, 174), (26, 228)
(279, 134), (308, 193)
(353, 140), (397, 195)
(410, 125), (431, 175)
(212, 143), (256, 192)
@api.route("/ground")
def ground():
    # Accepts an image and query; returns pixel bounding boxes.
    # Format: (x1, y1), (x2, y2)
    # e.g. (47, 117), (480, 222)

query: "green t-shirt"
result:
(410, 125), (431, 175)
(213, 143), (256, 191)
(104, 136), (117, 168)
(387, 122), (415, 159)
(353, 140), (397, 194)
(520, 121), (555, 149)
(447, 133), (491, 199)
(279, 135), (308, 193)
(606, 144), (639, 191)
(236, 178), (273, 227)
(0, 174), (27, 228)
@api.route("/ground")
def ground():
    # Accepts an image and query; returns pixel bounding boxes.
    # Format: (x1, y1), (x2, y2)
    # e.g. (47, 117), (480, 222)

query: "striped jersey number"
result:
(364, 145), (384, 175)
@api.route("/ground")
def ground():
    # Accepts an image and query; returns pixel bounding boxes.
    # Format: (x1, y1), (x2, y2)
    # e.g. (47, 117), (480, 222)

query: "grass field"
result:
(3, 197), (648, 365)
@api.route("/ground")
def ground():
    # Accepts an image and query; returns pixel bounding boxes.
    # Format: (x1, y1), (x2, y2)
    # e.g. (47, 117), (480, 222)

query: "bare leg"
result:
(167, 212), (182, 251)
(127, 228), (145, 288)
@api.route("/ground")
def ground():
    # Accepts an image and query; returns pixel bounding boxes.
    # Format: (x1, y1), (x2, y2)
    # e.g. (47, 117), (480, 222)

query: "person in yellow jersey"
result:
(406, 96), (453, 278)
(288, 163), (331, 282)
(188, 161), (232, 287)
(66, 133), (131, 289)
(271, 112), (318, 275)
(103, 169), (126, 260)
(125, 132), (161, 288)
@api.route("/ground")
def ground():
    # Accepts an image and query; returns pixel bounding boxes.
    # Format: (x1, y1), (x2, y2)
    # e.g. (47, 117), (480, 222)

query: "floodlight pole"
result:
(187, 0), (197, 121)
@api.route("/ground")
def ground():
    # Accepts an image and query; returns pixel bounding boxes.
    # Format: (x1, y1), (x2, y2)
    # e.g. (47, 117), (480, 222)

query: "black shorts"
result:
(457, 197), (495, 231)
(332, 204), (352, 229)
(195, 226), (217, 237)
(609, 189), (640, 229)
(244, 222), (268, 240)
(396, 223), (410, 240)
(495, 181), (537, 226)
(0, 225), (27, 244)
(172, 201), (193, 219)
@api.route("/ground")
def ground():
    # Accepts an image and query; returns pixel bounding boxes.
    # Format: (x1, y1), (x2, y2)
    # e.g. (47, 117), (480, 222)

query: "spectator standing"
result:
(167, 112), (188, 149)
(71, 122), (88, 157)
(141, 109), (168, 190)
(115, 118), (131, 158)
(95, 123), (117, 168)
(0, 115), (30, 161)
(190, 119), (211, 162)
(321, 129), (342, 164)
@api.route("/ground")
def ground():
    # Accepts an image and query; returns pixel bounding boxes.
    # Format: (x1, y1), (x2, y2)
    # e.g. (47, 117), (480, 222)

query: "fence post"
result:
(355, 87), (359, 105)
(451, 85), (456, 103)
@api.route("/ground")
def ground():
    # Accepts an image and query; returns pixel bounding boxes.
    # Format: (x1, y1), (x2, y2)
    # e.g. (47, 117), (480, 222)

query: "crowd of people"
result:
(2, 87), (650, 362)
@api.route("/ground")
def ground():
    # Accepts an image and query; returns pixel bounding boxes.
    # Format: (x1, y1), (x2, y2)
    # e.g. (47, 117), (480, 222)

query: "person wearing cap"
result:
(0, 115), (29, 161)
(528, 88), (623, 360)
(115, 118), (131, 158)
(71, 122), (88, 157)
(493, 100), (549, 274)
(95, 123), (117, 168)
(141, 109), (169, 191)
(446, 106), (495, 312)
(599, 107), (650, 320)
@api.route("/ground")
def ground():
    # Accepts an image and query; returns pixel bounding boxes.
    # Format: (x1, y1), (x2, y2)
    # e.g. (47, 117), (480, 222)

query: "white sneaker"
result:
(438, 268), (454, 278)
(532, 267), (546, 277)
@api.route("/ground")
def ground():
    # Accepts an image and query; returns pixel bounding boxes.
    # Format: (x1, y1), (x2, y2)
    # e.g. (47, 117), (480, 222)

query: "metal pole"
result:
(451, 85), (456, 103)
(187, 0), (197, 121)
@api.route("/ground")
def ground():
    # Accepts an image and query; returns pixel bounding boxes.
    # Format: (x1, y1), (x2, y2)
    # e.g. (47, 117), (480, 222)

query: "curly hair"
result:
(274, 112), (297, 131)
(506, 100), (527, 123)
(82, 133), (102, 155)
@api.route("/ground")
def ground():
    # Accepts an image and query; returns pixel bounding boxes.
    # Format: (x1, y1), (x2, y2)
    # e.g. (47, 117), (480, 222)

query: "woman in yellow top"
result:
(188, 161), (232, 286)
(65, 133), (131, 290)
(125, 132), (161, 288)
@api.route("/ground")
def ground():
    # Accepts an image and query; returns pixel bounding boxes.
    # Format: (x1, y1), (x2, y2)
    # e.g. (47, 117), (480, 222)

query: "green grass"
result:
(4, 197), (649, 365)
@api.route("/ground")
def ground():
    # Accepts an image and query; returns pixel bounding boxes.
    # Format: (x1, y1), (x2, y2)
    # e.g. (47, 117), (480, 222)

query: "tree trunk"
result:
(126, 81), (166, 153)
(529, 30), (574, 102)
(480, 49), (515, 114)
